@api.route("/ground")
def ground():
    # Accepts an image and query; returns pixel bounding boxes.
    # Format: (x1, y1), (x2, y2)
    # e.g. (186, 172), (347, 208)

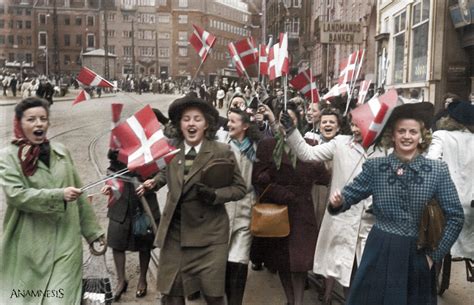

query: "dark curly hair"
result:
(228, 108), (261, 143)
(15, 97), (50, 120)
(170, 107), (219, 141)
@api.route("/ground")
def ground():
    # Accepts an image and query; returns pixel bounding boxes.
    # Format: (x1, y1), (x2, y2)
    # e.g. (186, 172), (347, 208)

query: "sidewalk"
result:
(0, 88), (116, 106)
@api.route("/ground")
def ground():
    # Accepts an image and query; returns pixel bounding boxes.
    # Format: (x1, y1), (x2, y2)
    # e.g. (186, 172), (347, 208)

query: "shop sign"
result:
(320, 22), (363, 44)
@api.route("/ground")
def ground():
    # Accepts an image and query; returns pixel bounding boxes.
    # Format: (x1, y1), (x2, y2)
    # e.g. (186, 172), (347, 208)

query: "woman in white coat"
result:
(281, 112), (387, 304)
(427, 100), (474, 260)
(224, 108), (261, 305)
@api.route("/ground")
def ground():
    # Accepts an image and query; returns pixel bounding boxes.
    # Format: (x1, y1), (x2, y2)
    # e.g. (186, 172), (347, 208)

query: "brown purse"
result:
(250, 185), (290, 238)
(417, 198), (445, 251)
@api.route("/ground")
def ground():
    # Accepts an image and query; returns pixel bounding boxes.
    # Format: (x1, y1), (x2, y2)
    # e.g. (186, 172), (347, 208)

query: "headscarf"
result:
(11, 116), (50, 176)
(231, 137), (256, 162)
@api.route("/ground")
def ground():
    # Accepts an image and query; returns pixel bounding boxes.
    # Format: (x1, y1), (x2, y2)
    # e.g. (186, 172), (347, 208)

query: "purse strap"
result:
(257, 184), (272, 204)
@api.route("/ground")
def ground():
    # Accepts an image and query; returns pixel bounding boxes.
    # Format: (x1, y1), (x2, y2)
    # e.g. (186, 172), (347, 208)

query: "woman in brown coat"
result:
(251, 102), (330, 305)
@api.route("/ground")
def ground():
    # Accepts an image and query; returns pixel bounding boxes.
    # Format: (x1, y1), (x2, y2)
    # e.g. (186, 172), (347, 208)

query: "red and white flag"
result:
(350, 89), (398, 148)
(258, 44), (268, 76)
(228, 42), (246, 76)
(267, 33), (289, 80)
(77, 66), (114, 88)
(72, 89), (91, 105)
(323, 83), (348, 100)
(112, 105), (177, 177)
(105, 178), (124, 207)
(189, 24), (216, 63)
(338, 50), (364, 85)
(109, 103), (124, 150)
(358, 80), (372, 104)
(290, 69), (320, 103)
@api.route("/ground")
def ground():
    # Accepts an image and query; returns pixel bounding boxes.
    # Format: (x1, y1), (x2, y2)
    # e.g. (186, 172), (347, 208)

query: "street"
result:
(0, 92), (472, 304)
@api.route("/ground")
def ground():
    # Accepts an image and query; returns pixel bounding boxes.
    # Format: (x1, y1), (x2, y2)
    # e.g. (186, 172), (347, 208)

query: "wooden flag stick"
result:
(131, 177), (158, 234)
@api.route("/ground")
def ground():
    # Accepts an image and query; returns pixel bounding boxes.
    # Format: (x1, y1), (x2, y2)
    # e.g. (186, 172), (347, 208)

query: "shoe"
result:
(251, 263), (263, 271)
(187, 291), (201, 300)
(136, 283), (147, 298)
(114, 280), (128, 301)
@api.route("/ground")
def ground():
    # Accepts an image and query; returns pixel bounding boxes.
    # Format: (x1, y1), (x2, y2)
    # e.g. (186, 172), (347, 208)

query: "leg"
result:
(161, 295), (186, 305)
(112, 249), (128, 300)
(322, 277), (335, 305)
(291, 272), (307, 305)
(278, 271), (295, 305)
(225, 262), (248, 305)
(203, 295), (226, 305)
(137, 250), (151, 297)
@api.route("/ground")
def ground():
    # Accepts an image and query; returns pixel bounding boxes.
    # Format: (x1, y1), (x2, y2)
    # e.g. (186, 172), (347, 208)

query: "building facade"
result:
(375, 0), (471, 109)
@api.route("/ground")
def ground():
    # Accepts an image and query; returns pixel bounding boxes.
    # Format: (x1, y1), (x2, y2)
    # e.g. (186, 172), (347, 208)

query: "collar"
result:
(184, 141), (202, 155)
(387, 153), (424, 173)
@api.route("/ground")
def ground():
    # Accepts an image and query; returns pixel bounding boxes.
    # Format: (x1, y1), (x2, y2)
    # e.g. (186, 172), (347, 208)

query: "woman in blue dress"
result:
(328, 102), (464, 305)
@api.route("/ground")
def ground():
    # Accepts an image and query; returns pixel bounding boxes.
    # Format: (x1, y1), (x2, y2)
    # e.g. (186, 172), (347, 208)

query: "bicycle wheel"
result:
(437, 253), (451, 296)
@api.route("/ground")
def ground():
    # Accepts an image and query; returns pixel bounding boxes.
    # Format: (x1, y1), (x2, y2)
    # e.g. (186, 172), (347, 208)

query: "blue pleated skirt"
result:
(347, 226), (436, 305)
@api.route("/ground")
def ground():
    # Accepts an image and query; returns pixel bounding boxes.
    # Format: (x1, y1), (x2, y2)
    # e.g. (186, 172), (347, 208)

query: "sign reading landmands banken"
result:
(320, 22), (363, 44)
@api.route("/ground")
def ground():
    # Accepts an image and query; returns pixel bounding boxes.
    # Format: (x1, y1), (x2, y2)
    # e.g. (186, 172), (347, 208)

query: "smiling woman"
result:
(0, 97), (105, 304)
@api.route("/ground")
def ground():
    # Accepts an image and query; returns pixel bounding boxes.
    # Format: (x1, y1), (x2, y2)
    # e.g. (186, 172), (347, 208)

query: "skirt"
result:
(157, 235), (228, 297)
(347, 226), (436, 305)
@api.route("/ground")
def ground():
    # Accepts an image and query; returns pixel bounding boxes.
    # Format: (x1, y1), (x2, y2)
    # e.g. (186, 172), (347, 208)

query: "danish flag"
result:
(72, 89), (91, 105)
(357, 80), (372, 104)
(105, 178), (124, 207)
(77, 67), (114, 88)
(259, 44), (268, 76)
(109, 103), (124, 150)
(323, 83), (348, 100)
(290, 69), (320, 103)
(268, 33), (289, 80)
(189, 24), (216, 63)
(112, 105), (178, 178)
(228, 42), (247, 76)
(338, 50), (364, 85)
(350, 89), (398, 148)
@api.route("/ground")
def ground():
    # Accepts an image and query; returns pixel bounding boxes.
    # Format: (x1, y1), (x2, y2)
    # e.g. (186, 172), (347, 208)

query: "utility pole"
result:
(52, 0), (60, 83)
(103, 0), (110, 79)
(131, 17), (136, 77)
(155, 31), (159, 77)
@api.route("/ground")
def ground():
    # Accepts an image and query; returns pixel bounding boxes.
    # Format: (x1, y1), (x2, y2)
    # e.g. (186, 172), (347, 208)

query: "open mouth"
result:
(187, 128), (197, 135)
(33, 130), (45, 137)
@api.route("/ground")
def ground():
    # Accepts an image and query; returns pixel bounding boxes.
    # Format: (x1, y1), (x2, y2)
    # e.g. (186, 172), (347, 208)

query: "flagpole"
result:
(283, 74), (288, 111)
(81, 168), (130, 192)
(131, 177), (158, 234)
(344, 50), (365, 116)
(190, 59), (205, 87)
(309, 68), (314, 104)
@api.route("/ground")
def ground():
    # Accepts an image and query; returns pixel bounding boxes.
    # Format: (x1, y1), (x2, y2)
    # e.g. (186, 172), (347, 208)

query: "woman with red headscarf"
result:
(0, 97), (104, 304)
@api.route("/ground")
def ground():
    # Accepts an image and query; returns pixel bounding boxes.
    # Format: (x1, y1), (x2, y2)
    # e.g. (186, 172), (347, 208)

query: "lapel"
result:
(170, 142), (185, 192)
(184, 139), (214, 185)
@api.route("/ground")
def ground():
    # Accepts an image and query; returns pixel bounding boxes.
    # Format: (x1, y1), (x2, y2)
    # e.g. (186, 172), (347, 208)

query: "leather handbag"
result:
(250, 185), (290, 238)
(417, 198), (445, 251)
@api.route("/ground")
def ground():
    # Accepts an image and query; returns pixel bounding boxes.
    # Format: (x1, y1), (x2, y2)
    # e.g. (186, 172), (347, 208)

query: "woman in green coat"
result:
(0, 97), (105, 304)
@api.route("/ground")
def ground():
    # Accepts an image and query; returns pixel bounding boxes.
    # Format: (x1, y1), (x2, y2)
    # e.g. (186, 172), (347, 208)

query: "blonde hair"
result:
(381, 119), (432, 153)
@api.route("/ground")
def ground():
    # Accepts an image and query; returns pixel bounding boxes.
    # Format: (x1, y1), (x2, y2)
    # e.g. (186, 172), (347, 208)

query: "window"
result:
(158, 32), (170, 39)
(293, 0), (301, 7)
(16, 8), (22, 15)
(76, 16), (82, 26)
(39, 14), (47, 25)
(8, 53), (14, 61)
(392, 11), (406, 84)
(64, 16), (70, 25)
(76, 34), (82, 46)
(108, 45), (115, 54)
(179, 0), (188, 7)
(26, 53), (32, 63)
(178, 15), (188, 24)
(178, 31), (187, 41)
(158, 14), (170, 23)
(17, 36), (23, 45)
(123, 46), (133, 57)
(87, 16), (94, 26)
(26, 36), (32, 45)
(159, 47), (169, 58)
(140, 47), (155, 56)
(87, 34), (95, 48)
(107, 30), (115, 38)
(16, 21), (23, 29)
(178, 47), (188, 57)
(410, 0), (430, 82)
(64, 54), (71, 65)
(292, 17), (300, 34)
(139, 14), (155, 24)
(76, 55), (81, 65)
(39, 32), (47, 47)
(123, 14), (130, 22)
(64, 34), (70, 46)
(0, 20), (4, 28)
(0, 35), (4, 44)
(26, 9), (31, 16)
(26, 20), (31, 29)
(107, 13), (115, 21)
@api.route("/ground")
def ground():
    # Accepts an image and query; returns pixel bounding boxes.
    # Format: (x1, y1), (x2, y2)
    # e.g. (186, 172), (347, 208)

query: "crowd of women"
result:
(0, 83), (472, 305)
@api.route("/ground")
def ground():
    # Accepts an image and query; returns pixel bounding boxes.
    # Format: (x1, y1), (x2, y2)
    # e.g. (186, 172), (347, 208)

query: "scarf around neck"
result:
(11, 117), (50, 176)
(231, 137), (256, 162)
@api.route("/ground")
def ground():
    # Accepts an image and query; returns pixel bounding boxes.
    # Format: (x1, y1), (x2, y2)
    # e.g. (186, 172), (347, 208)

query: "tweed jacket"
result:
(153, 139), (246, 248)
(334, 153), (464, 262)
